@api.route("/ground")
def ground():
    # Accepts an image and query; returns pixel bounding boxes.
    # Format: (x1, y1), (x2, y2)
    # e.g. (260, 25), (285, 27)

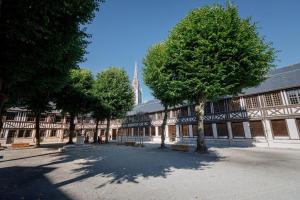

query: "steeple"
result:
(132, 62), (142, 105)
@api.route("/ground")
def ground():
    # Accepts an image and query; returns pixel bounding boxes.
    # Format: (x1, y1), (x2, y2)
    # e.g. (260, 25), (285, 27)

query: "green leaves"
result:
(55, 68), (93, 116)
(93, 67), (134, 119)
(143, 43), (182, 107)
(165, 3), (275, 101)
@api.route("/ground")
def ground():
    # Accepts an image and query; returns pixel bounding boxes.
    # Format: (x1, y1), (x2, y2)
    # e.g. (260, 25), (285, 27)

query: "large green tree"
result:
(166, 3), (275, 152)
(143, 43), (181, 148)
(0, 0), (102, 133)
(93, 67), (134, 143)
(55, 68), (94, 144)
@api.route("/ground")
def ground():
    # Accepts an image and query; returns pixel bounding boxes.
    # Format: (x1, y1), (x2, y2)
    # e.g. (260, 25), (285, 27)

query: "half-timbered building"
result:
(1, 63), (300, 149)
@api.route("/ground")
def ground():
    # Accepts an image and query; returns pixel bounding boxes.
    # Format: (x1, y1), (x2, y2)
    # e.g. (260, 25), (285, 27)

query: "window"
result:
(40, 114), (47, 122)
(158, 126), (162, 136)
(25, 130), (32, 137)
(245, 96), (260, 109)
(181, 124), (189, 137)
(151, 126), (156, 136)
(250, 121), (265, 137)
(287, 89), (300, 105)
(133, 127), (140, 136)
(55, 116), (62, 123)
(213, 100), (226, 113)
(157, 112), (162, 120)
(172, 109), (180, 118)
(180, 107), (188, 117)
(190, 106), (196, 116)
(18, 130), (25, 137)
(8, 130), (16, 138)
(229, 98), (241, 112)
(40, 130), (46, 137)
(205, 103), (211, 114)
(264, 92), (283, 107)
(145, 127), (150, 136)
(50, 130), (57, 137)
(6, 112), (17, 121)
(26, 113), (35, 121)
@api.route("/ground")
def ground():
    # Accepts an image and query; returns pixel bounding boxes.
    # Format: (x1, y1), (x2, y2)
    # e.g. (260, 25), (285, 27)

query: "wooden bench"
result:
(171, 144), (189, 152)
(11, 143), (30, 149)
(124, 141), (136, 146)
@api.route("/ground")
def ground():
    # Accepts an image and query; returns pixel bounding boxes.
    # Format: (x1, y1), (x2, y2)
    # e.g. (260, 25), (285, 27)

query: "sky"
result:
(81, 0), (300, 102)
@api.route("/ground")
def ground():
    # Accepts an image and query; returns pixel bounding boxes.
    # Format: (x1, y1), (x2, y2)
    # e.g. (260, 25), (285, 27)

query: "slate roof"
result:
(128, 63), (300, 115)
(242, 63), (300, 95)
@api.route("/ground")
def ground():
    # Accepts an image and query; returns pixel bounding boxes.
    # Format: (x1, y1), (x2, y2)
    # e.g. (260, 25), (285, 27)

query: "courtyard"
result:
(0, 144), (299, 200)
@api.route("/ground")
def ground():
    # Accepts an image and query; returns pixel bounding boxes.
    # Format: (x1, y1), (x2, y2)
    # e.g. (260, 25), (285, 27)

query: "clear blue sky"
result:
(81, 0), (300, 102)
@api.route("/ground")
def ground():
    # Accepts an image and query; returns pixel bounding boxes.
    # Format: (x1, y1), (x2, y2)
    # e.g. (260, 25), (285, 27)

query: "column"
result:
(188, 124), (193, 137)
(243, 122), (252, 138)
(165, 125), (169, 138)
(263, 119), (273, 140)
(143, 127), (145, 137)
(286, 119), (300, 139)
(187, 106), (191, 116)
(227, 122), (233, 139)
(155, 126), (159, 137)
(176, 124), (180, 138)
(212, 123), (218, 138)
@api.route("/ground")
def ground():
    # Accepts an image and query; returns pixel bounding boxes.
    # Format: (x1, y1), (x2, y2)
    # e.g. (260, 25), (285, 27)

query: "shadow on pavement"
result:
(0, 143), (224, 199)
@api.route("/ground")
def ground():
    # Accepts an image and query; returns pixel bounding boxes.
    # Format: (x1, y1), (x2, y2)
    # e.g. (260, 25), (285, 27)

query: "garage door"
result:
(231, 122), (244, 137)
(271, 119), (289, 137)
(250, 121), (265, 137)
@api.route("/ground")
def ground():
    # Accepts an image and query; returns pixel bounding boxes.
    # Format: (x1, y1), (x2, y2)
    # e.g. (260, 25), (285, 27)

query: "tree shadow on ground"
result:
(0, 165), (72, 200)
(0, 143), (224, 199)
(46, 143), (224, 189)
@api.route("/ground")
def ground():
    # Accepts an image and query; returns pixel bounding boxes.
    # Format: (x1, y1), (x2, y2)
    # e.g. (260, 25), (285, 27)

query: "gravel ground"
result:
(0, 143), (300, 200)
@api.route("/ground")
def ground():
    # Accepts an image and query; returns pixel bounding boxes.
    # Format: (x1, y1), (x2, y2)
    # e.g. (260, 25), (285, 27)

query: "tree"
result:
(55, 68), (93, 144)
(0, 0), (102, 133)
(143, 43), (181, 148)
(89, 94), (107, 143)
(165, 2), (275, 152)
(93, 67), (134, 143)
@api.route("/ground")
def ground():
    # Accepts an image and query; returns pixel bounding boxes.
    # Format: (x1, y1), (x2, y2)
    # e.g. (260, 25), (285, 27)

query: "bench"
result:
(124, 141), (136, 146)
(11, 143), (30, 149)
(171, 144), (189, 152)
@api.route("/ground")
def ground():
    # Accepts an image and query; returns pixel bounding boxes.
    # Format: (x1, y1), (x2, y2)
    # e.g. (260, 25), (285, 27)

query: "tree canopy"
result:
(55, 68), (94, 144)
(143, 42), (182, 148)
(165, 2), (275, 152)
(166, 3), (275, 101)
(93, 67), (134, 142)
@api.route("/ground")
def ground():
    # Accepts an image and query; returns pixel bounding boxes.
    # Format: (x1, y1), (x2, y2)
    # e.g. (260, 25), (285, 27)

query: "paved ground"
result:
(0, 143), (300, 200)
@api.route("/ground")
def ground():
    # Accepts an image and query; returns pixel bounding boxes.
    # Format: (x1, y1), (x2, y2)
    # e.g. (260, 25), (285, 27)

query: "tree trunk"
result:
(195, 94), (208, 153)
(160, 106), (168, 149)
(94, 118), (99, 143)
(35, 112), (41, 147)
(67, 113), (75, 144)
(105, 117), (110, 143)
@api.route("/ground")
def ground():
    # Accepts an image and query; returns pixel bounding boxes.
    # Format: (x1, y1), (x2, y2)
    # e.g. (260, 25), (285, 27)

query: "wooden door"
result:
(250, 121), (265, 137)
(204, 123), (213, 137)
(168, 125), (176, 142)
(271, 119), (289, 137)
(6, 130), (16, 144)
(231, 122), (244, 137)
(112, 129), (117, 140)
(217, 122), (228, 137)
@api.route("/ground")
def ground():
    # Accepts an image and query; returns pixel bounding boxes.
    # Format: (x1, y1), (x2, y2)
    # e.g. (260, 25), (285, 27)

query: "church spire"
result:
(132, 62), (142, 105)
